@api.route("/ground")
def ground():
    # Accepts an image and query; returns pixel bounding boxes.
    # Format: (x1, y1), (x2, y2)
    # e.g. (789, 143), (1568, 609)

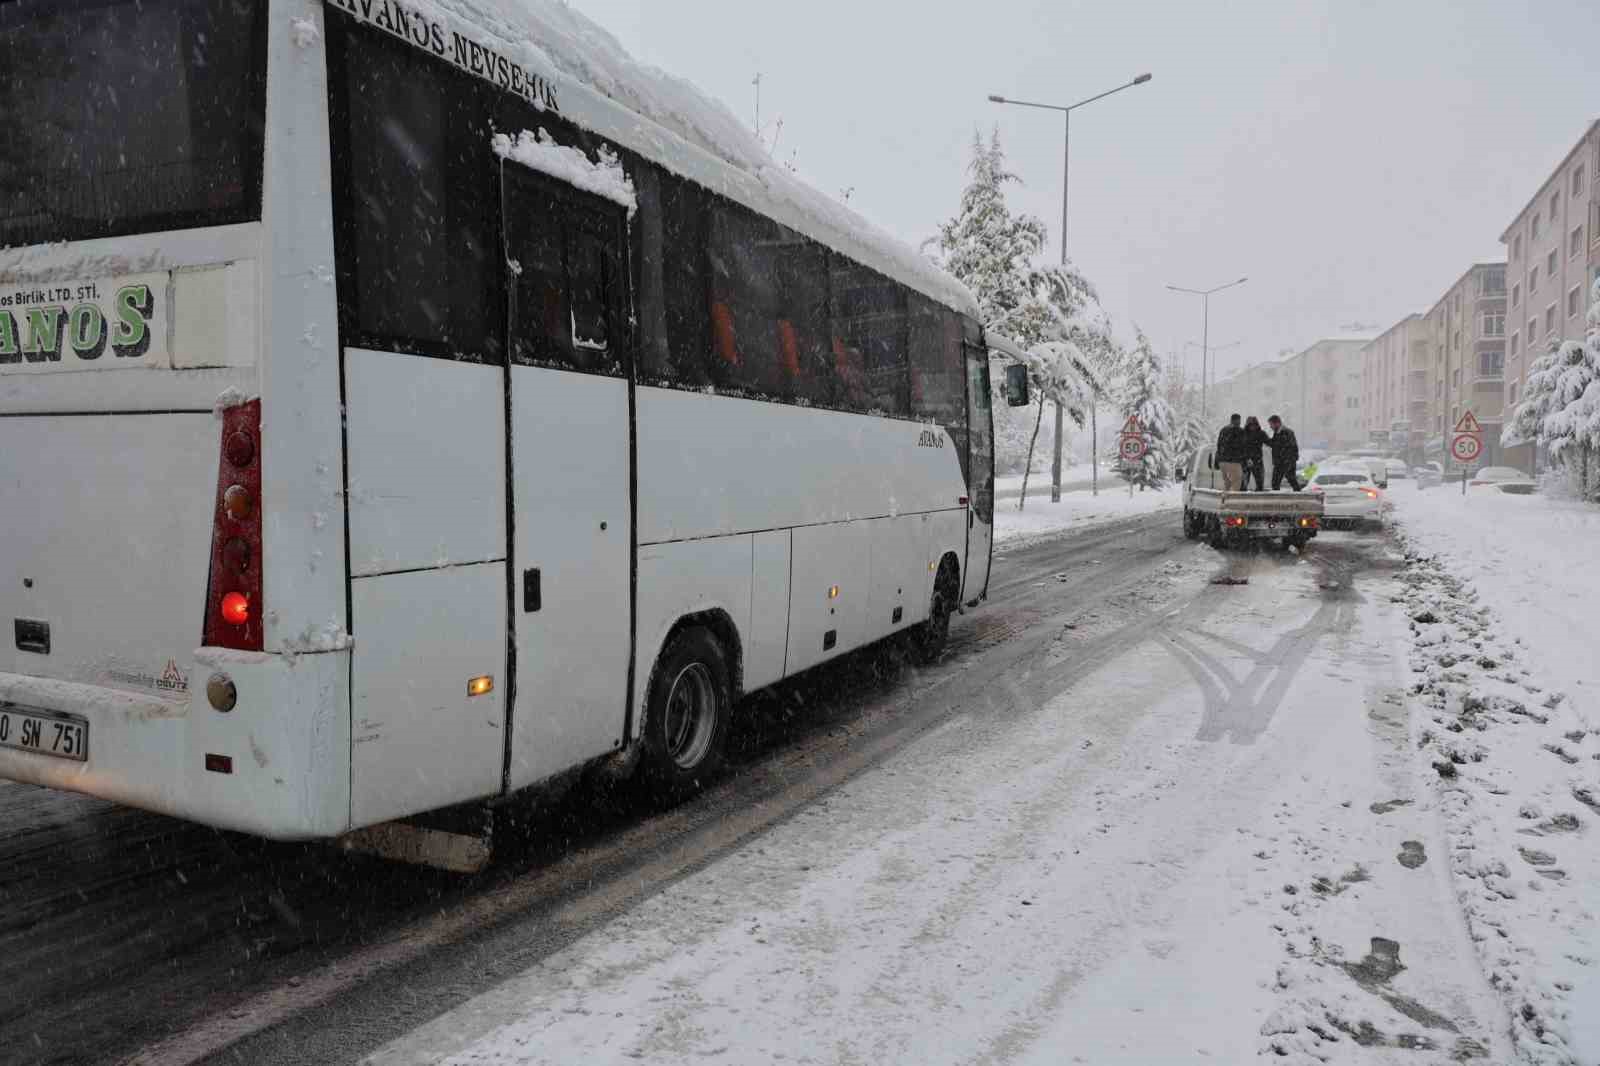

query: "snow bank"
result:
(492, 129), (636, 216)
(1391, 488), (1600, 1064)
(993, 482), (1180, 548)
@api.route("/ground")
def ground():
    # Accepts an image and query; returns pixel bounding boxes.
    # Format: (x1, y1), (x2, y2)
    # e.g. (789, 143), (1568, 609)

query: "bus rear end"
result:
(0, 0), (350, 838)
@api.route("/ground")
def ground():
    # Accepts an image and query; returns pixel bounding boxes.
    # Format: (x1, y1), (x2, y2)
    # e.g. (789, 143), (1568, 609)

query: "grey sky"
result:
(569, 0), (1597, 382)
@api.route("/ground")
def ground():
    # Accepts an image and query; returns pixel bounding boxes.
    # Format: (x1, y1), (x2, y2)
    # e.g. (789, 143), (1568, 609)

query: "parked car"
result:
(1306, 466), (1384, 530)
(1468, 466), (1537, 495)
(1384, 458), (1409, 480)
(1414, 461), (1444, 488)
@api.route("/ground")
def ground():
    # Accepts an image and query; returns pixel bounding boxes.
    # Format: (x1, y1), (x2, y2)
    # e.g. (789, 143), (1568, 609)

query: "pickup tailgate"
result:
(1, 414), (217, 699)
(1211, 491), (1324, 516)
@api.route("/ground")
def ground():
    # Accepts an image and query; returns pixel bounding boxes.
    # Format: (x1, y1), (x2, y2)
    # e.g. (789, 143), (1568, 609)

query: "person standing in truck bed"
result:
(1267, 415), (1303, 491)
(1242, 416), (1269, 491)
(1214, 413), (1247, 491)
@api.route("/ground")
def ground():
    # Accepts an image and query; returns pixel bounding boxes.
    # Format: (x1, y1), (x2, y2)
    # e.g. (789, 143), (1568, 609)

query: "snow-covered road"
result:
(356, 531), (1507, 1065)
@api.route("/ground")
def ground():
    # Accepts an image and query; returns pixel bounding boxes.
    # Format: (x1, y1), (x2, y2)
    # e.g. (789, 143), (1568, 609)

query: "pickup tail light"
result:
(203, 399), (264, 651)
(1224, 516), (1248, 528)
(1298, 516), (1318, 528)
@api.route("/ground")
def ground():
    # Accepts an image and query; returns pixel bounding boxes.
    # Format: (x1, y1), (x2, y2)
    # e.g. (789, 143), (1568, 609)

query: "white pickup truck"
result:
(1182, 447), (1324, 550)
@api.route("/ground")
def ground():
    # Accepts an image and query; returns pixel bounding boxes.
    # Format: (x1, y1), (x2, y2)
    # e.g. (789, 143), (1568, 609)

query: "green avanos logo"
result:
(0, 284), (154, 364)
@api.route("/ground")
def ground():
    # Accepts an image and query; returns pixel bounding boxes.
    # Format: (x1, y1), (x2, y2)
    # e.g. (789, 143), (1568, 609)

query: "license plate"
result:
(0, 705), (88, 762)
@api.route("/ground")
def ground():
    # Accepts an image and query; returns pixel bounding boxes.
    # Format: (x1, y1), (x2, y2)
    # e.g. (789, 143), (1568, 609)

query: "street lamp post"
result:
(1167, 277), (1248, 417)
(989, 72), (1151, 502)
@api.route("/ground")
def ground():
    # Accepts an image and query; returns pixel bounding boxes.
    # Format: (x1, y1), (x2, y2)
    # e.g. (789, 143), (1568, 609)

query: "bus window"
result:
(0, 0), (266, 249)
(335, 22), (498, 361)
(910, 296), (969, 483)
(829, 255), (908, 416)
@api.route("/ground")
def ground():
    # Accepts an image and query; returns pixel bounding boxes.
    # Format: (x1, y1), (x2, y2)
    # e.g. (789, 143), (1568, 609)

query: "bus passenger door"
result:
(500, 166), (633, 791)
(964, 348), (995, 603)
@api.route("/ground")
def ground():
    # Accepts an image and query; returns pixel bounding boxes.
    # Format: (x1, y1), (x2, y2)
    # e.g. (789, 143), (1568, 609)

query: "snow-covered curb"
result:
(1393, 540), (1599, 1065)
(992, 484), (1179, 549)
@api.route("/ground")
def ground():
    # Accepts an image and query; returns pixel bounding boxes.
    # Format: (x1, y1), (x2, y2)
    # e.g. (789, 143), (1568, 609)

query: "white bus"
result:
(0, 0), (1000, 855)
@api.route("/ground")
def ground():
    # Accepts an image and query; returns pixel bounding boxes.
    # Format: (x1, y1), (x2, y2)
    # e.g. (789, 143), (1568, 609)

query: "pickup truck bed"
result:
(1183, 448), (1324, 550)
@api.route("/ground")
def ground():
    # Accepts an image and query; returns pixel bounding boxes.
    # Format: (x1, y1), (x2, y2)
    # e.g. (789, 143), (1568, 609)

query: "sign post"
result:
(1118, 416), (1149, 496)
(1451, 410), (1483, 496)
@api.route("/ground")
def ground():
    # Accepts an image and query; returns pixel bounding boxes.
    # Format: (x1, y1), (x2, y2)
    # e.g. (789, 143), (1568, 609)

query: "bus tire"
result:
(912, 559), (959, 665)
(641, 626), (732, 794)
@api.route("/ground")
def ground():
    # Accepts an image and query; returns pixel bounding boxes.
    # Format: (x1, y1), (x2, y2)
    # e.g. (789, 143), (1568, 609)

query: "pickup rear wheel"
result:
(1207, 516), (1227, 550)
(1183, 509), (1203, 540)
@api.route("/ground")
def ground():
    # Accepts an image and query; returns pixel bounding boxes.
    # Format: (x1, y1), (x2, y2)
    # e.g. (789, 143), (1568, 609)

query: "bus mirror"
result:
(1004, 364), (1030, 407)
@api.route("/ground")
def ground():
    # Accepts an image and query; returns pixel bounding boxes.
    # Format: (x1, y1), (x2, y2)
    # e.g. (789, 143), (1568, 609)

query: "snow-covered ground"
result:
(994, 462), (1100, 495)
(992, 480), (1181, 548)
(361, 530), (1517, 1065)
(1387, 486), (1600, 1065)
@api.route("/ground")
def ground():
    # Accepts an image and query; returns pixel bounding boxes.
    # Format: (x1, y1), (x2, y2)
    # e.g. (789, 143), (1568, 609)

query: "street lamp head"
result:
(1133, 73), (1153, 84)
(987, 94), (1007, 104)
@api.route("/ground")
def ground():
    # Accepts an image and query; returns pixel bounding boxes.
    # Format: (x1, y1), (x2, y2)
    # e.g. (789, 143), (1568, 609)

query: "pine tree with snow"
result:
(1504, 277), (1600, 500)
(928, 129), (1115, 501)
(1116, 329), (1173, 489)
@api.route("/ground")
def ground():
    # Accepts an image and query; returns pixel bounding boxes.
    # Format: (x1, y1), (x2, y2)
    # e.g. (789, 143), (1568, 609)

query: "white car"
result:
(1384, 458), (1409, 480)
(1307, 466), (1384, 530)
(1468, 466), (1537, 496)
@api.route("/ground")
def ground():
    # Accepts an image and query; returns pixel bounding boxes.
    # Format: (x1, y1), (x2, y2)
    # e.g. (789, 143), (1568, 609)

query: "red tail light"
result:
(203, 399), (264, 650)
(1224, 515), (1248, 528)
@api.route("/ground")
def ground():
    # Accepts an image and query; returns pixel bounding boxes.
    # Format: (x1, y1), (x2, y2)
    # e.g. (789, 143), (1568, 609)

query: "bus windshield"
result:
(0, 0), (265, 250)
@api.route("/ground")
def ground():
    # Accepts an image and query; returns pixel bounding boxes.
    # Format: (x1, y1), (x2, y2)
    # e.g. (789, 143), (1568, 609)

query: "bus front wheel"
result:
(642, 626), (732, 794)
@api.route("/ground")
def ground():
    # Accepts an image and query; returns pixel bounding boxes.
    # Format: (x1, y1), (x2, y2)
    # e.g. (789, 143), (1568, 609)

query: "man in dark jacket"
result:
(1214, 414), (1246, 491)
(1267, 415), (1302, 490)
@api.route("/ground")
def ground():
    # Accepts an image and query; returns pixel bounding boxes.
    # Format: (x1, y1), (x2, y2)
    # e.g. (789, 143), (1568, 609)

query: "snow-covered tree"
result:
(1506, 277), (1600, 499)
(927, 128), (1116, 500)
(1116, 329), (1173, 489)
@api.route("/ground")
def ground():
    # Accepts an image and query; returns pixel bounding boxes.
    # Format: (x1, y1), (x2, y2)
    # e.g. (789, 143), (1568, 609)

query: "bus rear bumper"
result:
(0, 648), (350, 840)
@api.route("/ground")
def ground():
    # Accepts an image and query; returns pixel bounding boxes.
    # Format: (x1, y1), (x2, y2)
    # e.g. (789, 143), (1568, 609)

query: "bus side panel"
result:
(635, 388), (960, 544)
(786, 523), (871, 677)
(349, 563), (506, 828)
(636, 535), (753, 703)
(865, 515), (933, 643)
(745, 530), (791, 692)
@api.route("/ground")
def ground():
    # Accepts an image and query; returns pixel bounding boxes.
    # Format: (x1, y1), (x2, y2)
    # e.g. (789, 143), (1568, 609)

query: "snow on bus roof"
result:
(378, 0), (978, 317)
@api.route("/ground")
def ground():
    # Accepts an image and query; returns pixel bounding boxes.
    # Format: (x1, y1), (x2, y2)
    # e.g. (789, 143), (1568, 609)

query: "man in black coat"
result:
(1214, 413), (1246, 491)
(1267, 415), (1302, 491)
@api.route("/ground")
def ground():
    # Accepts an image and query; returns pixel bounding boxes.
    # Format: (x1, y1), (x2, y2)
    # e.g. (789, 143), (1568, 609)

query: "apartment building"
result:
(1423, 263), (1507, 465)
(1500, 119), (1600, 470)
(1360, 314), (1431, 462)
(1279, 338), (1370, 451)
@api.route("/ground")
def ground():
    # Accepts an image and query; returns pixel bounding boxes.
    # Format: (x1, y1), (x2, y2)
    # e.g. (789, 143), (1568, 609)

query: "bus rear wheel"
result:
(911, 561), (958, 665)
(642, 626), (732, 794)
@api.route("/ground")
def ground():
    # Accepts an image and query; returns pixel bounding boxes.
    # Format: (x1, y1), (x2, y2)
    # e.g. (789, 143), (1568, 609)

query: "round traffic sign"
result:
(1451, 434), (1482, 463)
(1119, 435), (1148, 462)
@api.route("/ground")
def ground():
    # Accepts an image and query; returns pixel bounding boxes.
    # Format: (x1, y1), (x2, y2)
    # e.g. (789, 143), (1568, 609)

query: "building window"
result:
(1575, 165), (1586, 197)
(1548, 249), (1558, 276)
(1528, 316), (1538, 340)
(1510, 331), (1519, 356)
(1573, 226), (1585, 259)
(1551, 191), (1560, 219)
(1570, 285), (1582, 319)
(1453, 369), (1462, 388)
(1482, 313), (1504, 337)
(1530, 265), (1539, 290)
(1512, 282), (1521, 307)
(1479, 350), (1504, 377)
(1545, 304), (1557, 334)
(1510, 381), (1519, 405)
(1512, 234), (1522, 261)
(1532, 212), (1541, 240)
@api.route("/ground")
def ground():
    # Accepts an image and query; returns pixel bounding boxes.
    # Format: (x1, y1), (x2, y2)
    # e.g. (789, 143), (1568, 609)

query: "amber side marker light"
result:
(467, 675), (494, 697)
